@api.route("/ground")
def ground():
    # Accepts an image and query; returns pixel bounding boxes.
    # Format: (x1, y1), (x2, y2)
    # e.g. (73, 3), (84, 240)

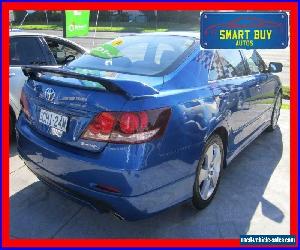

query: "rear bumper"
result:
(16, 115), (195, 220)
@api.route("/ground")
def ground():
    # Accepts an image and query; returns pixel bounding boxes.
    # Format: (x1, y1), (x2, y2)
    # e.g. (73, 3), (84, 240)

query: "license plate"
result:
(39, 109), (68, 132)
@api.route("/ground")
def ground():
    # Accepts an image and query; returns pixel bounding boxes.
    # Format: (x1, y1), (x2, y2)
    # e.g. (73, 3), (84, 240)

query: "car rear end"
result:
(17, 72), (171, 219)
(16, 34), (201, 220)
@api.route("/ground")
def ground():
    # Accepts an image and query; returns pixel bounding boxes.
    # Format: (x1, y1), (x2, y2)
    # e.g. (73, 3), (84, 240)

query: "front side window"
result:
(243, 50), (266, 74)
(10, 37), (47, 66)
(45, 37), (83, 65)
(217, 50), (247, 78)
(67, 35), (195, 76)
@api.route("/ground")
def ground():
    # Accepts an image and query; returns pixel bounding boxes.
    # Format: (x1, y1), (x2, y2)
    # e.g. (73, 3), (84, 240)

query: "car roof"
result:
(10, 30), (59, 38)
(9, 30), (87, 51)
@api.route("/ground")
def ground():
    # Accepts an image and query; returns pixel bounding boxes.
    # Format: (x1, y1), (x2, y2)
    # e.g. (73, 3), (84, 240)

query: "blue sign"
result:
(200, 12), (288, 49)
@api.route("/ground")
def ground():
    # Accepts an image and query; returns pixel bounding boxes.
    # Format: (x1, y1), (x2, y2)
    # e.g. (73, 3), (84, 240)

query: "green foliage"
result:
(12, 22), (199, 33)
(282, 85), (290, 100)
(12, 25), (62, 30)
(281, 103), (290, 110)
(12, 11), (62, 25)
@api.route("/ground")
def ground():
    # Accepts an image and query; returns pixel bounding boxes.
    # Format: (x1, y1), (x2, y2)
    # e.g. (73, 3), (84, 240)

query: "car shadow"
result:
(10, 127), (284, 239)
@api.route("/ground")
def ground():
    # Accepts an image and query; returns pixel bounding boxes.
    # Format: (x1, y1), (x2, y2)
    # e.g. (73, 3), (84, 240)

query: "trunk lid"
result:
(22, 66), (160, 152)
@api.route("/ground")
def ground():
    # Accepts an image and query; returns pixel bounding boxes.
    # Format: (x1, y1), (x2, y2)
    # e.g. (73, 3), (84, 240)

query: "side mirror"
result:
(268, 62), (283, 73)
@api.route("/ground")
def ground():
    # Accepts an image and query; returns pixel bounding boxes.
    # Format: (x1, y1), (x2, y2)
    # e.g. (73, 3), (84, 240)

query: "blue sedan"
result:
(16, 33), (283, 220)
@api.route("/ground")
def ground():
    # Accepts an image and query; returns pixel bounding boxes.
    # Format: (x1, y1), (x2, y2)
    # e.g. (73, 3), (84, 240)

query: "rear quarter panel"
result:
(116, 49), (226, 194)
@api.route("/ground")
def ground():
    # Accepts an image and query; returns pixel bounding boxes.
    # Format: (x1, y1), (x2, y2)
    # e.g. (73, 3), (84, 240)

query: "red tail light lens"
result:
(81, 108), (171, 144)
(20, 89), (30, 119)
(120, 113), (140, 134)
(90, 112), (115, 135)
(139, 112), (148, 130)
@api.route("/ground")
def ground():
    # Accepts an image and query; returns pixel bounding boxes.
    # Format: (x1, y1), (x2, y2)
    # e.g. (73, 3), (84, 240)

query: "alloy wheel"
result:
(198, 143), (222, 200)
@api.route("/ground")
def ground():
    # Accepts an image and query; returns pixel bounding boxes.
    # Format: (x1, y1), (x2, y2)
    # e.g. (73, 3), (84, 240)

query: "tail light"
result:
(20, 89), (30, 119)
(81, 108), (171, 144)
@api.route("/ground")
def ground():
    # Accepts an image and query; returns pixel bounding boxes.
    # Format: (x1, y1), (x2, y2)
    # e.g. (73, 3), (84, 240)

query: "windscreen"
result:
(67, 35), (196, 76)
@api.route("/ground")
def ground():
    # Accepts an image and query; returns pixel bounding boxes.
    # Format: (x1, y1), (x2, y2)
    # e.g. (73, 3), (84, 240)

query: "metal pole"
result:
(20, 12), (28, 27)
(92, 10), (100, 47)
(45, 11), (48, 25)
(62, 11), (66, 38)
(154, 11), (158, 31)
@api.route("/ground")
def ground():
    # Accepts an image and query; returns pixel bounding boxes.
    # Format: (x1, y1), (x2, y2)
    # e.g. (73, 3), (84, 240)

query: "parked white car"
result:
(10, 31), (87, 137)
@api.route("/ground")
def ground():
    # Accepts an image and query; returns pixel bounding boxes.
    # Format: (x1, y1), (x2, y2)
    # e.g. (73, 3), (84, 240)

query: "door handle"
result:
(255, 84), (261, 91)
(9, 72), (16, 77)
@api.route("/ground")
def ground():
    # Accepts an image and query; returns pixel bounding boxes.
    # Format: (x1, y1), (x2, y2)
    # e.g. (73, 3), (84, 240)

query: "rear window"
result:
(67, 35), (195, 76)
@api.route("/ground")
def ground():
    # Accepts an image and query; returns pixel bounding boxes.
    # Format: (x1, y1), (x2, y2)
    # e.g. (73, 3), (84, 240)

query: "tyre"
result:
(10, 115), (12, 138)
(10, 109), (16, 139)
(192, 134), (224, 210)
(266, 92), (282, 132)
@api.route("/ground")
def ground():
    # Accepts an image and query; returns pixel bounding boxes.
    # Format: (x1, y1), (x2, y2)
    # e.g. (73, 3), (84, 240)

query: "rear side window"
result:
(217, 50), (247, 78)
(243, 50), (266, 74)
(10, 37), (47, 66)
(209, 52), (224, 81)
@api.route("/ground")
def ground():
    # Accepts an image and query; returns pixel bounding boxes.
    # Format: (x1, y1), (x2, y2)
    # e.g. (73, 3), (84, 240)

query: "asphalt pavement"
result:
(10, 110), (290, 238)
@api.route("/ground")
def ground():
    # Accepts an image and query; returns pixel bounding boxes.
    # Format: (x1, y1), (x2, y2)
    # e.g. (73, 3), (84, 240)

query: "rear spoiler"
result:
(22, 66), (159, 99)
